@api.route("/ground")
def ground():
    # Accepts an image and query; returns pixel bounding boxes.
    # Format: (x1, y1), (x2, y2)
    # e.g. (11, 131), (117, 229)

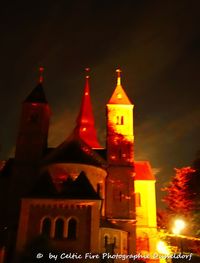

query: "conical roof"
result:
(24, 83), (48, 103)
(24, 67), (48, 103)
(74, 70), (101, 148)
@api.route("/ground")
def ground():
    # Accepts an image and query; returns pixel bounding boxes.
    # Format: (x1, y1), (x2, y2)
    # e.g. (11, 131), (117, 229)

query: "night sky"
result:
(0, 0), (200, 207)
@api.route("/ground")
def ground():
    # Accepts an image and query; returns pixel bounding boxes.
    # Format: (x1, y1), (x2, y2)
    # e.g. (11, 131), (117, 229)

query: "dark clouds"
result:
(0, 0), (200, 207)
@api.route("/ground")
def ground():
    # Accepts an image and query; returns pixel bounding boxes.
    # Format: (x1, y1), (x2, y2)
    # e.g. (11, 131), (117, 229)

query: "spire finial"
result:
(39, 67), (44, 84)
(116, 68), (122, 86)
(85, 67), (90, 79)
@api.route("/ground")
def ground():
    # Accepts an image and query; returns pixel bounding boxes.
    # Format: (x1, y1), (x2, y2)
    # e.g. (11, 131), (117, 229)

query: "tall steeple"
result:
(74, 68), (101, 149)
(15, 67), (51, 162)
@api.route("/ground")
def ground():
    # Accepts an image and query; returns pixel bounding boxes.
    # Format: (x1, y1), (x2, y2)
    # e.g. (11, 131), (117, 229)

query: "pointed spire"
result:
(108, 68), (132, 105)
(73, 68), (101, 148)
(24, 67), (47, 103)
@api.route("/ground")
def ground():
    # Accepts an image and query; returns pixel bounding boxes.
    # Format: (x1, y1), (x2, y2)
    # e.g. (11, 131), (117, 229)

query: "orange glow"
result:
(117, 92), (122, 99)
(172, 219), (186, 235)
(157, 240), (170, 255)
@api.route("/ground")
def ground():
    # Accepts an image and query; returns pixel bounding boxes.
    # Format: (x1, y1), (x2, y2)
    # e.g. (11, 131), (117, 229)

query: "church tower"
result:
(7, 69), (51, 252)
(106, 69), (135, 253)
(106, 69), (134, 165)
(73, 69), (101, 149)
(15, 68), (51, 163)
(105, 69), (136, 253)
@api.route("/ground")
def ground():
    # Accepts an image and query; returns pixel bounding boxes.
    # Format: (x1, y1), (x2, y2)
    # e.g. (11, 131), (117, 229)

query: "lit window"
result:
(55, 218), (64, 239)
(67, 218), (77, 240)
(41, 217), (51, 238)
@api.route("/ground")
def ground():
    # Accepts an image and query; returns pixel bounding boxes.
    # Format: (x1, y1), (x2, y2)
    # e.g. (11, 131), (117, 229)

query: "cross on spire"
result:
(116, 68), (122, 86)
(85, 67), (90, 79)
(39, 67), (44, 84)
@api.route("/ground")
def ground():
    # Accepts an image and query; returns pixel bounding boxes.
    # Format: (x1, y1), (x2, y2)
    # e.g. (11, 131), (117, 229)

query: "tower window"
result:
(134, 193), (141, 207)
(67, 218), (77, 240)
(117, 93), (122, 99)
(116, 116), (119, 125)
(28, 111), (39, 123)
(116, 116), (124, 125)
(55, 218), (65, 239)
(41, 217), (51, 238)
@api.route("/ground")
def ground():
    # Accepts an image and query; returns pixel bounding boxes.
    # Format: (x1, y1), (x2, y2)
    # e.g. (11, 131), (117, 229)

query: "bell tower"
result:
(105, 69), (136, 254)
(15, 67), (51, 163)
(8, 68), (51, 235)
(106, 69), (135, 219)
(106, 69), (134, 165)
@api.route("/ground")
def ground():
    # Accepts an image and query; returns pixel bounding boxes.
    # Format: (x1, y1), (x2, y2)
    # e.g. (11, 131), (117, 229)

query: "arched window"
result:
(121, 116), (124, 125)
(97, 183), (102, 197)
(116, 116), (119, 125)
(55, 218), (64, 239)
(41, 217), (51, 238)
(67, 218), (77, 240)
(113, 237), (117, 248)
(104, 235), (108, 247)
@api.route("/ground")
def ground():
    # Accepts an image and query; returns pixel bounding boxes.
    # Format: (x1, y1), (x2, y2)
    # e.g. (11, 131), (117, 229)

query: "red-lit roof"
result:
(134, 161), (155, 180)
(74, 74), (101, 148)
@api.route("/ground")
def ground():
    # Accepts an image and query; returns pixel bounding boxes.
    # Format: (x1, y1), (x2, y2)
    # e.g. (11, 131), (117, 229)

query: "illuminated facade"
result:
(0, 69), (158, 263)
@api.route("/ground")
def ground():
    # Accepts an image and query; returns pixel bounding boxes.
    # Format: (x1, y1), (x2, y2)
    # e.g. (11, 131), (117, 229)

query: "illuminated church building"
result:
(0, 69), (158, 262)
